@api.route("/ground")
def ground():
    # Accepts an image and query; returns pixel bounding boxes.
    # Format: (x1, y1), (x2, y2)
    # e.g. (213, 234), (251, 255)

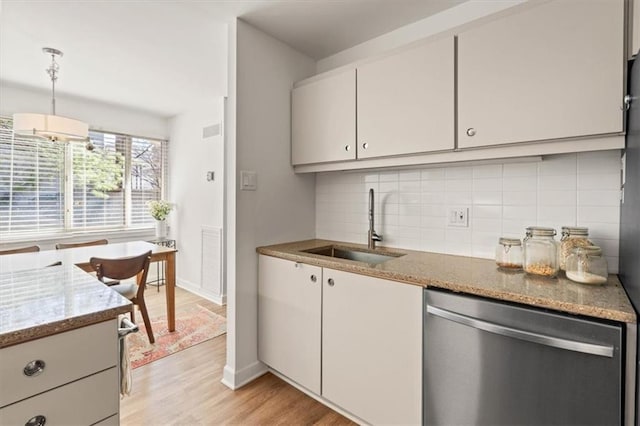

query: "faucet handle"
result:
(372, 232), (383, 242)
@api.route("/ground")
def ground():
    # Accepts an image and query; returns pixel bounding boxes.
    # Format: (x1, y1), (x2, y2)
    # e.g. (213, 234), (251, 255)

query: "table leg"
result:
(165, 253), (176, 332)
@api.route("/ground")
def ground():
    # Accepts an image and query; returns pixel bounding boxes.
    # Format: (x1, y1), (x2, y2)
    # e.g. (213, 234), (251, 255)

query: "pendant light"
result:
(12, 47), (89, 142)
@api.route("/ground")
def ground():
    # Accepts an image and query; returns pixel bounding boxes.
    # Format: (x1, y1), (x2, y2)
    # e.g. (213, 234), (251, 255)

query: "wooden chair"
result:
(56, 239), (108, 250)
(89, 251), (155, 343)
(0, 245), (40, 255)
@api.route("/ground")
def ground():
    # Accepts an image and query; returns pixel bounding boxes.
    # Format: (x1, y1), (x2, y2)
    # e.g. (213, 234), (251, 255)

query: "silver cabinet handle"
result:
(310, 274), (317, 283)
(23, 360), (45, 377)
(25, 415), (46, 426)
(118, 317), (139, 337)
(327, 278), (335, 287)
(466, 128), (476, 137)
(362, 142), (368, 149)
(426, 305), (614, 358)
(344, 145), (351, 151)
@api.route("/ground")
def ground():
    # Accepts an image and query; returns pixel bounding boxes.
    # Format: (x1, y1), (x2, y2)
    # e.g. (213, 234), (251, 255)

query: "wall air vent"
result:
(203, 123), (221, 139)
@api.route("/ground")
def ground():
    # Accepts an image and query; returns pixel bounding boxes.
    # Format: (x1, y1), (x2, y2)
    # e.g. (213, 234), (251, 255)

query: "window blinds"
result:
(0, 117), (65, 236)
(0, 117), (167, 238)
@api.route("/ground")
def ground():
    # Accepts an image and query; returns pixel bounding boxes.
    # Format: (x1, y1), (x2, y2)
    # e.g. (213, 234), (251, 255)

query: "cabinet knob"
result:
(25, 415), (46, 426)
(23, 360), (45, 377)
(466, 128), (476, 137)
(310, 274), (317, 283)
(362, 142), (368, 150)
(327, 278), (335, 287)
(344, 145), (351, 152)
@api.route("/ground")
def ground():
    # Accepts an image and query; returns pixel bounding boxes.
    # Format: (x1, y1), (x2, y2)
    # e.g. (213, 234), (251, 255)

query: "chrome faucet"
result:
(368, 188), (382, 249)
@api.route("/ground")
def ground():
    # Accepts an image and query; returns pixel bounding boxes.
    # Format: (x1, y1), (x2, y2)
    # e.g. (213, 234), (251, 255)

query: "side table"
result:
(146, 238), (176, 292)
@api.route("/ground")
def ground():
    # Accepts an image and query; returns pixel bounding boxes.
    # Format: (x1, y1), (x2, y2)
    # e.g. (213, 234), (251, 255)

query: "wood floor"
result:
(120, 285), (353, 425)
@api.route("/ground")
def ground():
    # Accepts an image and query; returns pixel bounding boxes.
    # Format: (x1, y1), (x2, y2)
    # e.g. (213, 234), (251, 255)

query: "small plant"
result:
(147, 200), (173, 221)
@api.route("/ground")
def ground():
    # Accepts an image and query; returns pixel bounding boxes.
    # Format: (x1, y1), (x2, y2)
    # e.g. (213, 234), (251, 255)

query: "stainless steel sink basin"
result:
(302, 245), (404, 265)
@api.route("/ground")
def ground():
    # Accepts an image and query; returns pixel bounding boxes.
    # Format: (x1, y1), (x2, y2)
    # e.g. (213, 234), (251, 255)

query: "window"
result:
(0, 116), (167, 238)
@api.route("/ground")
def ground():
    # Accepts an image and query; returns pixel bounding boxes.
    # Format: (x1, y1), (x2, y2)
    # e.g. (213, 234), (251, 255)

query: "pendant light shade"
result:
(12, 112), (89, 142)
(12, 47), (89, 142)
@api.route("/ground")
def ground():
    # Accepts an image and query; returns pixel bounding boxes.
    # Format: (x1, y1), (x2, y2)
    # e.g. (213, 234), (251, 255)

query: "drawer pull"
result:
(26, 415), (46, 426)
(328, 278), (335, 287)
(23, 360), (45, 377)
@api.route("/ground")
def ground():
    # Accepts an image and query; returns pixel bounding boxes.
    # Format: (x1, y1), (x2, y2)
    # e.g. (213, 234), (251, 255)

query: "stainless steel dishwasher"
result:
(424, 289), (623, 426)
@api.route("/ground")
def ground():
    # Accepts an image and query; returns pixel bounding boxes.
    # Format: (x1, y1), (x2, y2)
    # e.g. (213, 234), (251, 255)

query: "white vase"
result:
(155, 220), (168, 239)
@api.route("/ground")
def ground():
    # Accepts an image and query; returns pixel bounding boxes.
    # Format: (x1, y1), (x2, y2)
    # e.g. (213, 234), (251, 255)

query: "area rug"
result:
(126, 304), (226, 369)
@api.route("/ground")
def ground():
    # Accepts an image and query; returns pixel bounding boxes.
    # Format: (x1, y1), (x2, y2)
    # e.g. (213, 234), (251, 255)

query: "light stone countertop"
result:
(0, 264), (132, 348)
(257, 239), (637, 324)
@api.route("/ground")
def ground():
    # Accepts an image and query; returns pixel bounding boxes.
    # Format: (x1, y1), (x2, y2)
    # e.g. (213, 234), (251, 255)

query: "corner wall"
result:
(168, 99), (225, 302)
(223, 20), (317, 388)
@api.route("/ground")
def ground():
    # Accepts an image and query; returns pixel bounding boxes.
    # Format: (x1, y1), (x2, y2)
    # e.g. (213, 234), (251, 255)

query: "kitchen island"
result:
(0, 263), (132, 425)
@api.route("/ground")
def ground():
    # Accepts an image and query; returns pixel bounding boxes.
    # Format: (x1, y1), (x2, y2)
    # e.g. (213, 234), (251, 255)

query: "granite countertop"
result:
(0, 264), (132, 348)
(257, 239), (637, 324)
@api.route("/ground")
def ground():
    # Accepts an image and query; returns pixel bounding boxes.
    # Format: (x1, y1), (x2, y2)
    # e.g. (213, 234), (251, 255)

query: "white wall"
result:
(222, 19), (317, 389)
(317, 151), (622, 273)
(0, 83), (168, 139)
(168, 98), (225, 301)
(316, 0), (526, 72)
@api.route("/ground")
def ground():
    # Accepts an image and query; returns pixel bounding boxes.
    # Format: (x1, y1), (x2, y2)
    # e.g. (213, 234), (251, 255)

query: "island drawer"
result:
(0, 319), (118, 408)
(0, 367), (118, 425)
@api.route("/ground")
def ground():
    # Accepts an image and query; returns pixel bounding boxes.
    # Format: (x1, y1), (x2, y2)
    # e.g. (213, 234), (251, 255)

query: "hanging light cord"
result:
(45, 51), (60, 116)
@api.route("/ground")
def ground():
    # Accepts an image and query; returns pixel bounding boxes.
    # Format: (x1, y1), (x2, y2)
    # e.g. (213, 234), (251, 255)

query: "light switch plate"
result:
(240, 170), (257, 191)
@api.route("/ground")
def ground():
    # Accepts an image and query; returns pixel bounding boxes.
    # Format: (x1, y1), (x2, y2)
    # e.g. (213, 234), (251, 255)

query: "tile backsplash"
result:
(316, 150), (622, 272)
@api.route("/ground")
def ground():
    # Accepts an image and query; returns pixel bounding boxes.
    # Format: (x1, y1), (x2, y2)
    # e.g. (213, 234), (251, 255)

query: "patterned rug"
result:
(126, 304), (226, 369)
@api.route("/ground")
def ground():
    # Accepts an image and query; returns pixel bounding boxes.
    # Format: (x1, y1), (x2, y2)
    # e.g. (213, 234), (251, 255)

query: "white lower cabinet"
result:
(0, 320), (120, 426)
(258, 255), (322, 394)
(322, 268), (422, 425)
(258, 255), (422, 425)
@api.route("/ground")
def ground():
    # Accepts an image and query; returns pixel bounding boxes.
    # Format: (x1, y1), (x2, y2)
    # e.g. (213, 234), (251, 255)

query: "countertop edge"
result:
(0, 304), (133, 349)
(257, 242), (637, 324)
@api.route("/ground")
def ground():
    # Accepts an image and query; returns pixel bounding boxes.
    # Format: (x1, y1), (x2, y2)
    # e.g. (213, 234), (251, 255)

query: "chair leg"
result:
(130, 307), (136, 323)
(137, 298), (155, 344)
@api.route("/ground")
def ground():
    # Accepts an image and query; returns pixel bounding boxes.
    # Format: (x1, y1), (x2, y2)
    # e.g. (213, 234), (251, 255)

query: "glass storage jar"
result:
(495, 237), (523, 270)
(565, 246), (608, 285)
(559, 226), (592, 271)
(523, 227), (559, 277)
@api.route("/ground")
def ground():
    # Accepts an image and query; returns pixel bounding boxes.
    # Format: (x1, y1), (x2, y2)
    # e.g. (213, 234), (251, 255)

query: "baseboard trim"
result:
(269, 369), (365, 425)
(221, 361), (268, 390)
(177, 278), (226, 306)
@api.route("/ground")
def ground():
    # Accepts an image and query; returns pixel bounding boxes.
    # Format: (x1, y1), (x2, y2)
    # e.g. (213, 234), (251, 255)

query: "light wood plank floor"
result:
(120, 285), (353, 425)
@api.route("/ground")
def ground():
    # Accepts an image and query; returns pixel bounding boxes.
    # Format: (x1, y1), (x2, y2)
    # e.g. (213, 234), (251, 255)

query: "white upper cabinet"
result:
(292, 69), (356, 165)
(357, 36), (455, 158)
(457, 0), (625, 149)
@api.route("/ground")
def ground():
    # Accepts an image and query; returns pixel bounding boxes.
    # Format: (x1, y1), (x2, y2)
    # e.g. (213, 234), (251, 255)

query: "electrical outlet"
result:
(447, 207), (469, 227)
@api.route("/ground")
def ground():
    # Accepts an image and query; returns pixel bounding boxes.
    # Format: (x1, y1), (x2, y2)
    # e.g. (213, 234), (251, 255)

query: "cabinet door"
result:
(322, 269), (422, 425)
(358, 36), (455, 158)
(292, 70), (356, 165)
(458, 0), (624, 148)
(258, 255), (322, 394)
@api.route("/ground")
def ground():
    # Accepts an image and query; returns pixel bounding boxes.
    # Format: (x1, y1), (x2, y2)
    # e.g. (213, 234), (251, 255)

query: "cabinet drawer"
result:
(0, 320), (118, 407)
(94, 413), (119, 426)
(0, 367), (118, 426)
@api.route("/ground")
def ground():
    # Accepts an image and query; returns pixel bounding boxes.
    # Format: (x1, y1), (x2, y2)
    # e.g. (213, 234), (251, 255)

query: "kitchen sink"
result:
(302, 245), (404, 265)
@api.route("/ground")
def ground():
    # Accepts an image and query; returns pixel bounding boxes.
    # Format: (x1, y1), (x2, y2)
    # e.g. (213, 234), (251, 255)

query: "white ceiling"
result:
(0, 0), (464, 118)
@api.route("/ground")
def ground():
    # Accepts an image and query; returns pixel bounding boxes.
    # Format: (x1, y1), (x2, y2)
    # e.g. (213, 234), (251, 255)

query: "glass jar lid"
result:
(525, 226), (556, 237)
(499, 237), (522, 246)
(571, 245), (602, 256)
(561, 226), (589, 237)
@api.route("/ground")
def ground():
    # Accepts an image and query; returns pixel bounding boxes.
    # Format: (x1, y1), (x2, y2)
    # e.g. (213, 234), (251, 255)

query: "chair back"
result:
(0, 245), (40, 255)
(56, 239), (108, 250)
(89, 251), (151, 297)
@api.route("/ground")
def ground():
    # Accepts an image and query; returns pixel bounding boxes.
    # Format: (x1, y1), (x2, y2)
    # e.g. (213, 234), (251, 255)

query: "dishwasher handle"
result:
(426, 305), (614, 358)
